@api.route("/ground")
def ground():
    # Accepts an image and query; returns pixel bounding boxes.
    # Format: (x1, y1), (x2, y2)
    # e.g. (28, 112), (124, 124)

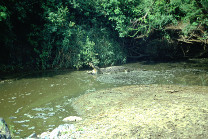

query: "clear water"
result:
(0, 58), (208, 138)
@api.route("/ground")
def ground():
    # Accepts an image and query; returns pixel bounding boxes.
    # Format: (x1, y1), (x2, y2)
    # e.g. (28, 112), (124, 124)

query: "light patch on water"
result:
(58, 108), (66, 112)
(11, 97), (17, 99)
(28, 126), (35, 130)
(48, 125), (56, 127)
(48, 112), (56, 117)
(55, 105), (62, 108)
(24, 113), (33, 118)
(16, 129), (23, 134)
(85, 88), (96, 93)
(9, 116), (17, 119)
(15, 107), (23, 113)
(25, 92), (31, 96)
(22, 124), (29, 127)
(13, 120), (30, 123)
(32, 107), (53, 112)
(18, 94), (24, 97)
(24, 105), (66, 121)
(35, 113), (48, 119)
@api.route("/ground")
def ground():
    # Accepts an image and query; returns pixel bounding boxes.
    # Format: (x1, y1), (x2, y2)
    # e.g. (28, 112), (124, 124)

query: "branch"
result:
(142, 0), (156, 20)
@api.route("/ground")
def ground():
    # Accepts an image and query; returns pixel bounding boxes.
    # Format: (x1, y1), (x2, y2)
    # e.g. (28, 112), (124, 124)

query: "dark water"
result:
(0, 58), (208, 138)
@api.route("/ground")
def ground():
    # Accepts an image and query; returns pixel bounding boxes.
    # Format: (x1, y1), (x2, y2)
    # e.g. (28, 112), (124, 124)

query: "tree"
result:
(0, 0), (207, 72)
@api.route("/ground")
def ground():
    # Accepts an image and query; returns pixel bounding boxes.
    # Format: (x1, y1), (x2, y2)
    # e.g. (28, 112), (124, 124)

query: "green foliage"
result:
(28, 3), (126, 70)
(0, 0), (207, 72)
(33, 5), (75, 69)
(87, 27), (126, 66)
(72, 34), (99, 69)
(48, 6), (69, 26)
(96, 0), (141, 37)
(94, 0), (207, 40)
(0, 6), (8, 21)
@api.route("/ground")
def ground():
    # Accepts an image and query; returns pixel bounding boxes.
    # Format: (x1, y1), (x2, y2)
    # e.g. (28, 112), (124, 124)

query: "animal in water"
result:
(88, 62), (132, 75)
(88, 62), (102, 74)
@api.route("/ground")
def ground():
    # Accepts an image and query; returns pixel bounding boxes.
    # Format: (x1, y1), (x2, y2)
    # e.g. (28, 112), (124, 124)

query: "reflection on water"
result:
(0, 58), (208, 138)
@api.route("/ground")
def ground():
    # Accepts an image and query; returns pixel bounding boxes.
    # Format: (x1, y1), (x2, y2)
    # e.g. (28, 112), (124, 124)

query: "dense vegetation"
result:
(0, 0), (207, 72)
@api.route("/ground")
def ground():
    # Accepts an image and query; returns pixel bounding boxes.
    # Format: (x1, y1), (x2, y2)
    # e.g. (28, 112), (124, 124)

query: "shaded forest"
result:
(0, 0), (207, 73)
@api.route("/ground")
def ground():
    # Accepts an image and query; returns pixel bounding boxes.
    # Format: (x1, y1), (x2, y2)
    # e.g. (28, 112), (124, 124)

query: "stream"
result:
(0, 58), (208, 138)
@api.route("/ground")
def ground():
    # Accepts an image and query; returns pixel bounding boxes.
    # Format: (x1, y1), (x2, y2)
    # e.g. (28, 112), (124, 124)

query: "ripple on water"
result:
(13, 120), (30, 124)
(32, 107), (53, 112)
(15, 107), (23, 113)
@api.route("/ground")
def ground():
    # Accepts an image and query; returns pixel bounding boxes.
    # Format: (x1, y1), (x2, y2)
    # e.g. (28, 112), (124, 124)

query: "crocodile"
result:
(88, 62), (132, 75)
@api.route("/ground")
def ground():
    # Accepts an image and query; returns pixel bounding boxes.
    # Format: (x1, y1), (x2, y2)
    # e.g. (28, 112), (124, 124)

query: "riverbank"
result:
(38, 84), (208, 138)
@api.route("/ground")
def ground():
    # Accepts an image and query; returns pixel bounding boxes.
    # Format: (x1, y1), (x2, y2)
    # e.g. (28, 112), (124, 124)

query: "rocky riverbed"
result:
(35, 84), (208, 139)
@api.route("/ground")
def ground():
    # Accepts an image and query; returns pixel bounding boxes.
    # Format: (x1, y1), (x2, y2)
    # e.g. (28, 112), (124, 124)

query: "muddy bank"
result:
(68, 84), (208, 138)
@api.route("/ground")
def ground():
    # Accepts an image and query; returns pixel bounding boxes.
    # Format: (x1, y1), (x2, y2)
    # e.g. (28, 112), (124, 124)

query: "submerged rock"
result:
(0, 117), (12, 139)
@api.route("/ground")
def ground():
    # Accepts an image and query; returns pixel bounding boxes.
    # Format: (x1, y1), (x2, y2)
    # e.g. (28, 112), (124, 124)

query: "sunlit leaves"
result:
(48, 6), (69, 26)
(0, 6), (7, 21)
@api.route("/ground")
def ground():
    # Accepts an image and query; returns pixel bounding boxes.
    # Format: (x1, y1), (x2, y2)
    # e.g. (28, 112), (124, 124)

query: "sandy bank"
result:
(70, 84), (208, 138)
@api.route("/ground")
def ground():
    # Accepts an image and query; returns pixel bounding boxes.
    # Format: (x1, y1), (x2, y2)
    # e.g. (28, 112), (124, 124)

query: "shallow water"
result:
(0, 70), (116, 138)
(0, 58), (208, 138)
(98, 59), (208, 86)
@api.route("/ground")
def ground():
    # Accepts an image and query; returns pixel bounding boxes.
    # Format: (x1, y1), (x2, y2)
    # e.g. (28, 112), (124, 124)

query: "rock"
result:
(38, 131), (50, 138)
(27, 133), (38, 139)
(63, 116), (82, 122)
(0, 117), (12, 139)
(50, 128), (61, 139)
(38, 124), (76, 139)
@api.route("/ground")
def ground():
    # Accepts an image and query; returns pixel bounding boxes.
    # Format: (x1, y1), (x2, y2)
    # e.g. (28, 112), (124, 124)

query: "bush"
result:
(29, 5), (126, 70)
